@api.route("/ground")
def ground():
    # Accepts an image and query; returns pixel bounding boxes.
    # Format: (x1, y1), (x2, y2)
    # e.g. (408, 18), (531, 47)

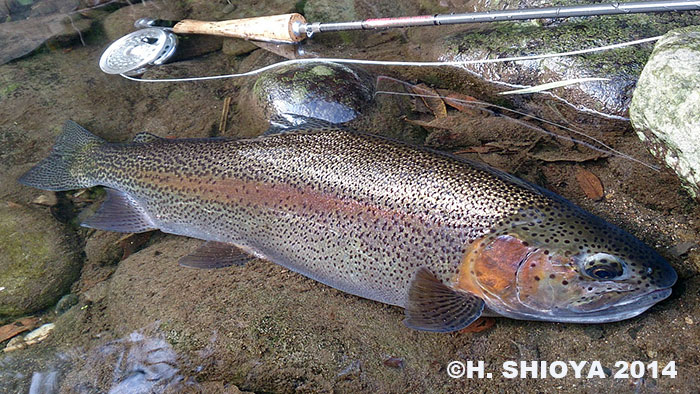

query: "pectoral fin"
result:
(179, 241), (256, 269)
(403, 267), (485, 333)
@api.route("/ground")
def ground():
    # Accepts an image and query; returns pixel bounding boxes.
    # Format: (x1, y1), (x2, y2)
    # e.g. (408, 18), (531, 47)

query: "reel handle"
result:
(173, 13), (307, 43)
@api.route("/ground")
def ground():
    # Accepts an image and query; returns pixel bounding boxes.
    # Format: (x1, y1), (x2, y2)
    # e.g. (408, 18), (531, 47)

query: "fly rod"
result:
(100, 0), (700, 75)
(141, 0), (700, 43)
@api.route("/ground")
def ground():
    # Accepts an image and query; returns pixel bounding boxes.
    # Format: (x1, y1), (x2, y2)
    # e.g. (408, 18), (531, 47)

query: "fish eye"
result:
(583, 254), (625, 280)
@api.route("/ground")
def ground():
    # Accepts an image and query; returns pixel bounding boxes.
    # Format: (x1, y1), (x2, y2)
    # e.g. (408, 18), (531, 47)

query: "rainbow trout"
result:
(19, 120), (676, 332)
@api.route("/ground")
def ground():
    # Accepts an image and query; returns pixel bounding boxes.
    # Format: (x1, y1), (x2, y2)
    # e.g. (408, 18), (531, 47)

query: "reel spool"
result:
(99, 28), (178, 75)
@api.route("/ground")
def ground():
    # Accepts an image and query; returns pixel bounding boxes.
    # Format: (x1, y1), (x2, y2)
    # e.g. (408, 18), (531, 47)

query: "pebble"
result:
(3, 323), (55, 353)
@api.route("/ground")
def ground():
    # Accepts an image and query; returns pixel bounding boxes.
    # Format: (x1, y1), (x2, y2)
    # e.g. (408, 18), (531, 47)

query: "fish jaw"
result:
(454, 232), (675, 324)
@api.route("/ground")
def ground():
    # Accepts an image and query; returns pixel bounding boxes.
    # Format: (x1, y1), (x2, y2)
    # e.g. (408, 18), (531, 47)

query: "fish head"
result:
(456, 203), (677, 323)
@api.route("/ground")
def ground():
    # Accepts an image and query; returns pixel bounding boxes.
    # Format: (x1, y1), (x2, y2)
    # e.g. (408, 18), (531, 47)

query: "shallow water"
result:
(1, 0), (700, 393)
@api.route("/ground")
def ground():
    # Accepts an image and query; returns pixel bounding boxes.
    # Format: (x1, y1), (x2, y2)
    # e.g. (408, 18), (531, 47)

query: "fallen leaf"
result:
(459, 317), (495, 333)
(410, 84), (447, 118)
(454, 145), (502, 154)
(528, 149), (607, 163)
(383, 356), (405, 369)
(0, 317), (40, 343)
(668, 241), (698, 258)
(575, 167), (605, 201)
(116, 231), (154, 260)
(438, 90), (483, 115)
(32, 193), (57, 206)
(411, 96), (432, 114)
(404, 117), (453, 130)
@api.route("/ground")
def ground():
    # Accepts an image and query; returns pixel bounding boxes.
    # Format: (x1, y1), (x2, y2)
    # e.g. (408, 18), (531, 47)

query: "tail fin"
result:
(18, 121), (105, 191)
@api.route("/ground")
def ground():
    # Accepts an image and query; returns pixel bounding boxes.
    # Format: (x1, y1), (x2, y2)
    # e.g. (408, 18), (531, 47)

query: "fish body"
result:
(19, 121), (677, 332)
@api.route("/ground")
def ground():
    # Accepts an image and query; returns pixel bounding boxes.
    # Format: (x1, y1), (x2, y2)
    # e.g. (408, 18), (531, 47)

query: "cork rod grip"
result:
(172, 13), (307, 43)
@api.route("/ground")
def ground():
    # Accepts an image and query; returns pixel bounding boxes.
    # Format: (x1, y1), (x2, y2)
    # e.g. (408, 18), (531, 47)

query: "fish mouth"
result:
(496, 287), (673, 324)
(540, 287), (673, 324)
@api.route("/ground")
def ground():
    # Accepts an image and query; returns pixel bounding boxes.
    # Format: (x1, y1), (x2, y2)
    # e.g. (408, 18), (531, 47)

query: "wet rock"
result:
(630, 26), (700, 198)
(84, 230), (122, 266)
(46, 14), (92, 46)
(184, 0), (297, 21)
(244, 61), (375, 132)
(54, 293), (79, 315)
(82, 280), (108, 303)
(222, 38), (258, 57)
(134, 51), (235, 138)
(101, 1), (186, 43)
(304, 0), (358, 44)
(413, 7), (700, 120)
(0, 12), (93, 65)
(0, 205), (81, 316)
(29, 0), (79, 18)
(233, 52), (420, 141)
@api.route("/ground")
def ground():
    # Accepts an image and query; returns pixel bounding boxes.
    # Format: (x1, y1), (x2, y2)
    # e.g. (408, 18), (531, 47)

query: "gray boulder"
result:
(0, 205), (81, 316)
(630, 26), (700, 198)
(237, 61), (375, 134)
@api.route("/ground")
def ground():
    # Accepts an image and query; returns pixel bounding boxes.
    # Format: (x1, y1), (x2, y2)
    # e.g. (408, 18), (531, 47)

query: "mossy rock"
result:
(414, 6), (700, 119)
(0, 205), (81, 316)
(630, 26), (700, 198)
(252, 61), (375, 125)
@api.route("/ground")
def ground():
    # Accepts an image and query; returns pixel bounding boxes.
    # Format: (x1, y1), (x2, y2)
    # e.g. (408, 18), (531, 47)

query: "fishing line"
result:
(118, 34), (662, 171)
(375, 74), (659, 171)
(373, 90), (660, 172)
(120, 36), (662, 83)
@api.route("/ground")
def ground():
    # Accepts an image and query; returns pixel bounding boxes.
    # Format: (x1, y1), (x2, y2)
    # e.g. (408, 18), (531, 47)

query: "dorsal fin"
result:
(132, 132), (164, 143)
(264, 114), (347, 136)
(403, 267), (484, 332)
(81, 188), (156, 233)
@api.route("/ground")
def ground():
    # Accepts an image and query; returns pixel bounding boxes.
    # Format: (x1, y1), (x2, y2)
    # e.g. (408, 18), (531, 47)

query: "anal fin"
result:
(403, 267), (485, 333)
(179, 241), (256, 269)
(81, 188), (156, 233)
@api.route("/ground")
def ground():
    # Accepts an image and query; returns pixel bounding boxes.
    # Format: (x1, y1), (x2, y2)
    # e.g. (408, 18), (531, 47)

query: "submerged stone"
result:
(630, 26), (700, 198)
(0, 13), (94, 65)
(0, 205), (81, 316)
(252, 61), (375, 125)
(55, 293), (79, 315)
(417, 8), (700, 119)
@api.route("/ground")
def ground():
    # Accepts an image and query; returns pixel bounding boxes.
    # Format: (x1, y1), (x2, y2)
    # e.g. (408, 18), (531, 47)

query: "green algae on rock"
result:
(421, 11), (700, 118)
(251, 61), (375, 125)
(631, 26), (700, 198)
(0, 204), (81, 316)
